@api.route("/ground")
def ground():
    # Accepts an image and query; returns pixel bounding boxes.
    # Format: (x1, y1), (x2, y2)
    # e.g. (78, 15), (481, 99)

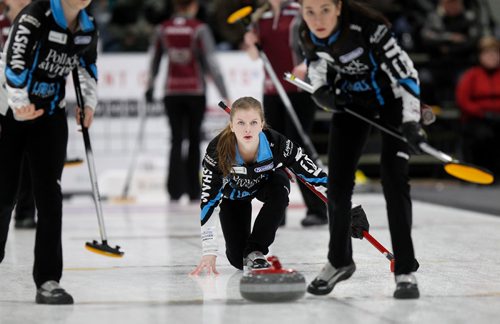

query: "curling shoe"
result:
(36, 281), (74, 305)
(307, 261), (356, 295)
(243, 251), (271, 274)
(301, 214), (328, 227)
(393, 273), (420, 299)
(15, 217), (37, 229)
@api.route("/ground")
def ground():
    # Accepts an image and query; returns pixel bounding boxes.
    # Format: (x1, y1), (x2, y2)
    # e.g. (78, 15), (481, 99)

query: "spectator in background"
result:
(392, 0), (436, 52)
(103, 0), (153, 51)
(464, 0), (497, 37)
(420, 0), (482, 106)
(0, 0), (36, 229)
(243, 0), (327, 226)
(456, 36), (500, 179)
(145, 0), (229, 203)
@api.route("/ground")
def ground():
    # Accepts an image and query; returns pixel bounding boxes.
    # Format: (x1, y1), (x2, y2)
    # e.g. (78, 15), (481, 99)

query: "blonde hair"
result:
(479, 36), (500, 52)
(217, 97), (266, 176)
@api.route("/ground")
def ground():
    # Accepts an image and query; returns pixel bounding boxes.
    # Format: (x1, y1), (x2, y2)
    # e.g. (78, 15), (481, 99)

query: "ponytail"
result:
(217, 125), (237, 177)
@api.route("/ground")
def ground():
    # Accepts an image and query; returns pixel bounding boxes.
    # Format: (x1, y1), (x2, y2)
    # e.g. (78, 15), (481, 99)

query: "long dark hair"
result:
(216, 97), (267, 177)
(299, 0), (390, 54)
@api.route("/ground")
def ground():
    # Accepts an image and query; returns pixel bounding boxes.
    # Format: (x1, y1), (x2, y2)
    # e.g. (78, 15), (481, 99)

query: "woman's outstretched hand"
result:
(190, 255), (219, 276)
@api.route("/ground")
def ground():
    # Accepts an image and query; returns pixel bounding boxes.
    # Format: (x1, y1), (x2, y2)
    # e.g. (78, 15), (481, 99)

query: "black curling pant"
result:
(263, 93), (326, 218)
(219, 170), (290, 270)
(0, 109), (67, 287)
(164, 95), (205, 201)
(327, 105), (417, 275)
(15, 154), (36, 221)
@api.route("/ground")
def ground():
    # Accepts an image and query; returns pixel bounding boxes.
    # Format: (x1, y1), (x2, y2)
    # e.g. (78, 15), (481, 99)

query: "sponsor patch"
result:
(283, 140), (293, 158)
(339, 47), (364, 63)
(74, 36), (92, 45)
(231, 166), (247, 175)
(48, 31), (67, 45)
(350, 24), (361, 32)
(31, 81), (57, 98)
(341, 60), (369, 75)
(254, 162), (274, 173)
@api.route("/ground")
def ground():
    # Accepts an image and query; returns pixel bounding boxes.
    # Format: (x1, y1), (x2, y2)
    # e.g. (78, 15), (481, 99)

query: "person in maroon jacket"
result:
(456, 36), (500, 178)
(146, 0), (229, 203)
(243, 0), (327, 227)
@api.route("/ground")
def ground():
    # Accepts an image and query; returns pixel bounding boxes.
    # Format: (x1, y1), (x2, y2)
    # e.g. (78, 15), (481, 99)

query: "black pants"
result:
(219, 170), (290, 270)
(327, 104), (417, 275)
(263, 93), (326, 218)
(163, 95), (205, 200)
(15, 154), (36, 221)
(0, 109), (67, 287)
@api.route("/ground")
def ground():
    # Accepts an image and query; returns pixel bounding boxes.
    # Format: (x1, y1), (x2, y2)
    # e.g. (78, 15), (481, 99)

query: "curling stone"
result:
(240, 256), (305, 302)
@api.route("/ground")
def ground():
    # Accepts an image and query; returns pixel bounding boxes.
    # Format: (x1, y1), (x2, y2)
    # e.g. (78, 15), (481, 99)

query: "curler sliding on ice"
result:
(284, 73), (494, 185)
(219, 101), (395, 272)
(227, 6), (324, 170)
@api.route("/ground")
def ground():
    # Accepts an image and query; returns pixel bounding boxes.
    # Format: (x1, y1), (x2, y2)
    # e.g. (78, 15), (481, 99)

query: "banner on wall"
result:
(66, 52), (265, 107)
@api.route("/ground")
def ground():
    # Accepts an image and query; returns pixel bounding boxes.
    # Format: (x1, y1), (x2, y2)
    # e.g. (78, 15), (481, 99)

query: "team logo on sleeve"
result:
(11, 25), (30, 70)
(370, 25), (388, 44)
(19, 14), (40, 28)
(201, 168), (213, 203)
(203, 154), (217, 167)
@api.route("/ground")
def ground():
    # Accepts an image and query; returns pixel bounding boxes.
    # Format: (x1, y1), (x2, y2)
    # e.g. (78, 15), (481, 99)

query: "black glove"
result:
(311, 85), (344, 113)
(401, 121), (427, 154)
(350, 205), (369, 239)
(145, 88), (154, 103)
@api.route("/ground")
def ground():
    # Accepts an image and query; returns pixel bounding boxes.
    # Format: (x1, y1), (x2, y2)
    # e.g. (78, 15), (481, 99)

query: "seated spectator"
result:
(463, 0), (497, 37)
(420, 0), (482, 106)
(393, 0), (436, 52)
(456, 36), (500, 179)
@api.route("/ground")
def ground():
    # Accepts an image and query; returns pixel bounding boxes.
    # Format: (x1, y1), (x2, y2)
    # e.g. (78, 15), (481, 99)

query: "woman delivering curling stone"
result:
(299, 0), (421, 299)
(191, 96), (330, 275)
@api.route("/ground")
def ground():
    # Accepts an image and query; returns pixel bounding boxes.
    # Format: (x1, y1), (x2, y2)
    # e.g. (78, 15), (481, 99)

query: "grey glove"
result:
(401, 121), (427, 154)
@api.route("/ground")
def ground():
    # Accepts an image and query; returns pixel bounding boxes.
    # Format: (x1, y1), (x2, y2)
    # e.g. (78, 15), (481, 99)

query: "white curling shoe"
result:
(393, 273), (420, 299)
(243, 251), (271, 274)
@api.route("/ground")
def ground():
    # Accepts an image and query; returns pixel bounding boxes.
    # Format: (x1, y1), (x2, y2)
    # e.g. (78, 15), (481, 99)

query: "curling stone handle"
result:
(267, 256), (282, 270)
